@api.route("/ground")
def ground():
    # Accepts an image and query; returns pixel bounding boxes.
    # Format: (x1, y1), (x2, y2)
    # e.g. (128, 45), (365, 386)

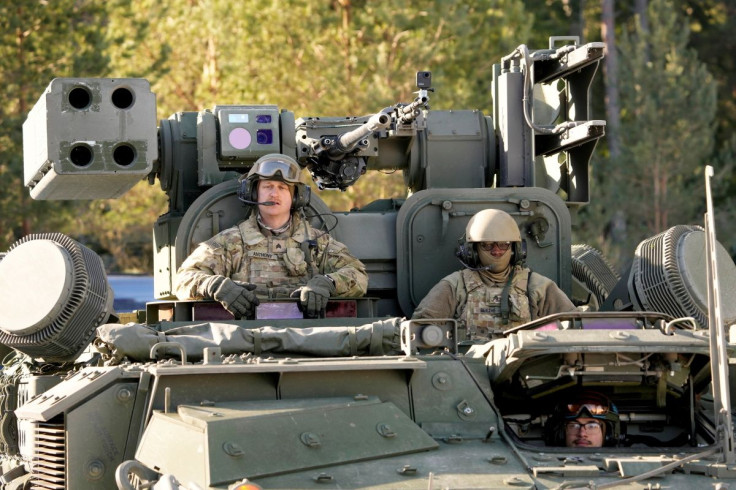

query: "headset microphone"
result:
(455, 255), (494, 272)
(239, 199), (277, 206)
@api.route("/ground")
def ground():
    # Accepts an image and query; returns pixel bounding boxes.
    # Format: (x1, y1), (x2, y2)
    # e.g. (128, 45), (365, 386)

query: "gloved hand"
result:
(207, 276), (259, 319)
(291, 275), (335, 318)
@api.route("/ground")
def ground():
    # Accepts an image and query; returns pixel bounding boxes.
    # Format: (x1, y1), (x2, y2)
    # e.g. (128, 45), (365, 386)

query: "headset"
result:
(237, 175), (311, 210)
(455, 235), (527, 269)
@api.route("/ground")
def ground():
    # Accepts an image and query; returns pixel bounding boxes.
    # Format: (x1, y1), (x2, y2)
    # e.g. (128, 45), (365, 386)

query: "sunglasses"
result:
(479, 241), (511, 252)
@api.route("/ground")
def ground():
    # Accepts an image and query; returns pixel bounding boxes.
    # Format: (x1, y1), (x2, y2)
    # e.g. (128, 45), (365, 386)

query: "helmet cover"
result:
(465, 209), (521, 243)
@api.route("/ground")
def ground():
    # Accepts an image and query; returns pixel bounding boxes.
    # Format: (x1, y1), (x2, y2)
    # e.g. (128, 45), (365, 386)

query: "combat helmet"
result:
(466, 209), (521, 243)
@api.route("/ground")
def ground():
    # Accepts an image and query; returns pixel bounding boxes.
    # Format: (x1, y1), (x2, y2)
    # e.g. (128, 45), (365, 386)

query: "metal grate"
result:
(30, 420), (66, 490)
(571, 243), (620, 304)
(629, 225), (707, 327)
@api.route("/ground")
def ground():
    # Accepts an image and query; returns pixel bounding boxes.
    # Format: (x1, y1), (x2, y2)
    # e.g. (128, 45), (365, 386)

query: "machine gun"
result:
(296, 71), (433, 190)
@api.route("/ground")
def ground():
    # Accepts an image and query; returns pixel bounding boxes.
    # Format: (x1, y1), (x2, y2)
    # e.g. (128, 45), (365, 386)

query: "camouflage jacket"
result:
(174, 213), (368, 300)
(411, 265), (576, 337)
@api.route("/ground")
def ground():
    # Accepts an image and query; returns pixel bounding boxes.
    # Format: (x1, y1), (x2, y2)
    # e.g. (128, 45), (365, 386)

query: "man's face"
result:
(257, 179), (293, 224)
(565, 417), (604, 448)
(478, 242), (512, 272)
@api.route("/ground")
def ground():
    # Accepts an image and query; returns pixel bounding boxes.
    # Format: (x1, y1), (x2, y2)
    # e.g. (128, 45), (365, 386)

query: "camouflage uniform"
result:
(412, 264), (575, 339)
(174, 213), (367, 300)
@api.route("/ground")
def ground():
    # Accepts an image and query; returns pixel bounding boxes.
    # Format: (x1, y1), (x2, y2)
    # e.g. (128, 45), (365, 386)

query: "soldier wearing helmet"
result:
(174, 154), (368, 319)
(412, 209), (575, 339)
(545, 391), (621, 447)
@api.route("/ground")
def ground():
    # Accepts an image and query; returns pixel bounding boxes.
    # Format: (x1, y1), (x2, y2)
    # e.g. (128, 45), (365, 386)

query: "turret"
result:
(20, 37), (607, 317)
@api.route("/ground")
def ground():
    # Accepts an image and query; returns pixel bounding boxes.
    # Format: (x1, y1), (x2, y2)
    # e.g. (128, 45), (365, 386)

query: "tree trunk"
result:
(336, 0), (353, 110)
(635, 0), (649, 33)
(16, 18), (30, 238)
(635, 0), (649, 61)
(563, 0), (585, 40)
(601, 0), (621, 160)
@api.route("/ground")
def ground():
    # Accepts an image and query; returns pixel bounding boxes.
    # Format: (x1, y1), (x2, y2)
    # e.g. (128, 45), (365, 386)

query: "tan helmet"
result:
(466, 209), (521, 243)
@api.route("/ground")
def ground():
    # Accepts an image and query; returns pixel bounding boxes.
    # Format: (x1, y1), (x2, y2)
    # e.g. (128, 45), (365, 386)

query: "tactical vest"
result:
(231, 217), (317, 298)
(459, 267), (531, 339)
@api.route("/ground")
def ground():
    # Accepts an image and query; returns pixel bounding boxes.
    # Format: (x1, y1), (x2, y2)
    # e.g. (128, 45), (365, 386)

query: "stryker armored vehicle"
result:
(1, 36), (736, 489)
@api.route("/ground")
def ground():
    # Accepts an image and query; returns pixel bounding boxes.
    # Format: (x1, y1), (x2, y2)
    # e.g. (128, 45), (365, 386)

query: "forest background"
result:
(0, 0), (734, 276)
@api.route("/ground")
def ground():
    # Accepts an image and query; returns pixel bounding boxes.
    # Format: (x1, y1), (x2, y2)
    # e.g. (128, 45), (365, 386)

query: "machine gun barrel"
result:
(398, 94), (429, 124)
(330, 111), (392, 157)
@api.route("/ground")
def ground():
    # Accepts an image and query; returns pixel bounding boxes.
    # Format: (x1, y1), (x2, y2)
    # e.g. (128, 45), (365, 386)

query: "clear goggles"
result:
(252, 158), (301, 184)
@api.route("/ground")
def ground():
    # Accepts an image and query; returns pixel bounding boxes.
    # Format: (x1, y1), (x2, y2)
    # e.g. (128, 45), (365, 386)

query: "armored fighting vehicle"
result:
(1, 36), (736, 489)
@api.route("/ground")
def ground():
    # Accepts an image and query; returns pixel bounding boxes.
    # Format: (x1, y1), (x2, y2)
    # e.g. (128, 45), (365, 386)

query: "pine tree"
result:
(591, 0), (717, 267)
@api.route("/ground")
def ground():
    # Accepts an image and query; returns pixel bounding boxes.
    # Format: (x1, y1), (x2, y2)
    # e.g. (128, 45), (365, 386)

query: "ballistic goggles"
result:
(249, 157), (302, 184)
(564, 392), (612, 420)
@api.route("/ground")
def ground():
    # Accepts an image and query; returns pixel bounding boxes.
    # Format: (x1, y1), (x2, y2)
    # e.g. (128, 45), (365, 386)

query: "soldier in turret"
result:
(174, 154), (368, 319)
(411, 209), (575, 339)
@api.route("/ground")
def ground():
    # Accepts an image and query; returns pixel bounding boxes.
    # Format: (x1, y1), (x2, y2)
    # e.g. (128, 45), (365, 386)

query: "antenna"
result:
(704, 164), (735, 464)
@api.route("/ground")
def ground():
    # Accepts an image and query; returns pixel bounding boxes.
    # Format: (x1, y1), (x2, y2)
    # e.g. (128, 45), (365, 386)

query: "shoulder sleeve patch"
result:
(202, 236), (223, 251)
(197, 227), (243, 253)
(325, 237), (348, 254)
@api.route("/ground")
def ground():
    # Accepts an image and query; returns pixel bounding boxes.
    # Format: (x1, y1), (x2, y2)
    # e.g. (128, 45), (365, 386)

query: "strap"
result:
(252, 329), (262, 355)
(348, 327), (358, 356)
(369, 325), (384, 355)
(300, 240), (317, 279)
(500, 268), (517, 325)
(299, 211), (318, 279)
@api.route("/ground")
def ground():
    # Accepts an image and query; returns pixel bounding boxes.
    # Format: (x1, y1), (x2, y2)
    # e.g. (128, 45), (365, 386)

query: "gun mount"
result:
(2, 36), (736, 490)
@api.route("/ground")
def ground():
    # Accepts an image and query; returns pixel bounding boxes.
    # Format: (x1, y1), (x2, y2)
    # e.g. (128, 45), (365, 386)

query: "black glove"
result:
(208, 277), (259, 319)
(291, 275), (335, 318)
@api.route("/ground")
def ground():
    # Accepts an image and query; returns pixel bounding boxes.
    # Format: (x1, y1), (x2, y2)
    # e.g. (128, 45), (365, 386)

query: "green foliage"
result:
(711, 134), (736, 257)
(101, 0), (532, 117)
(683, 0), (735, 142)
(578, 0), (718, 268)
(0, 0), (108, 250)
